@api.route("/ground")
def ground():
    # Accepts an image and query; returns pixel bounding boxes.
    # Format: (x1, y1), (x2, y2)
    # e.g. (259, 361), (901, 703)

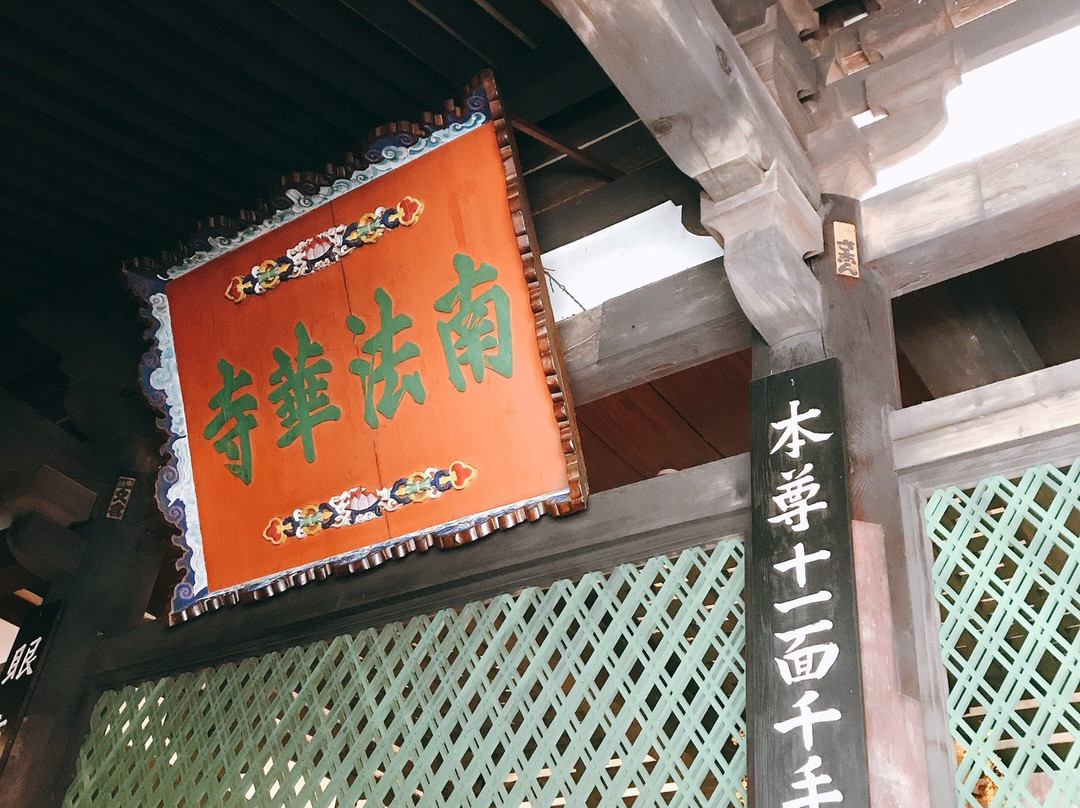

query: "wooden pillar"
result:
(811, 194), (952, 808)
(0, 394), (165, 808)
(549, 2), (951, 803)
(746, 195), (952, 808)
(0, 515), (165, 808)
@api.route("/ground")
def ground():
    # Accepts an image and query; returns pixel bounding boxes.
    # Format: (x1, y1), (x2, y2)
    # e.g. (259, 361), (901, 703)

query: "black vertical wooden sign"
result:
(0, 600), (63, 775)
(747, 357), (870, 808)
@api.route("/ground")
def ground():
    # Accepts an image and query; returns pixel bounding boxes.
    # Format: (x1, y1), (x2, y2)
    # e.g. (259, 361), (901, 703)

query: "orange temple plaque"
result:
(132, 73), (587, 623)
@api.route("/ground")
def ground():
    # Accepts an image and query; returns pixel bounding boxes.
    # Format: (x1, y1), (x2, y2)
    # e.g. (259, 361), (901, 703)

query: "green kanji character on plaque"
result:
(203, 358), (259, 484)
(434, 252), (513, 391)
(268, 321), (340, 462)
(347, 287), (426, 428)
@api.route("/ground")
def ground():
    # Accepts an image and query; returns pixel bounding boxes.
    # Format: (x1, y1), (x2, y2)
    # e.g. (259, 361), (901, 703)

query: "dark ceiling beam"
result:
(482, 0), (566, 43)
(522, 121), (666, 219)
(515, 86), (637, 165)
(531, 159), (699, 252)
(0, 88), (253, 205)
(893, 274), (1044, 398)
(1, 246), (119, 290)
(0, 392), (106, 487)
(497, 43), (612, 123)
(0, 138), (197, 231)
(135, 0), (407, 131)
(0, 32), (295, 184)
(2, 7), (325, 172)
(0, 203), (131, 258)
(49, 0), (355, 156)
(396, 0), (534, 68)
(212, 0), (452, 109)
(0, 51), (276, 190)
(327, 0), (490, 89)
(0, 259), (135, 320)
(0, 160), (183, 245)
(511, 114), (624, 180)
(0, 112), (233, 216)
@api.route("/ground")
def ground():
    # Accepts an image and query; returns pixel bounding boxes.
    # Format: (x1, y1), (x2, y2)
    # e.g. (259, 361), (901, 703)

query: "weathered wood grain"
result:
(890, 357), (1080, 473)
(701, 162), (824, 345)
(89, 454), (751, 686)
(548, 0), (819, 205)
(894, 275), (1044, 397)
(864, 120), (1080, 296)
(557, 258), (752, 404)
(810, 197), (952, 806)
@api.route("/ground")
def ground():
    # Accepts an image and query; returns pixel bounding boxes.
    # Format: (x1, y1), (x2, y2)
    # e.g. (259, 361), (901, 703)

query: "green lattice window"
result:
(64, 539), (746, 808)
(927, 459), (1080, 807)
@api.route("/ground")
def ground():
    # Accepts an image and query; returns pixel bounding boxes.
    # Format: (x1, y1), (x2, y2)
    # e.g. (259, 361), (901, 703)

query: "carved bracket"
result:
(701, 162), (824, 345)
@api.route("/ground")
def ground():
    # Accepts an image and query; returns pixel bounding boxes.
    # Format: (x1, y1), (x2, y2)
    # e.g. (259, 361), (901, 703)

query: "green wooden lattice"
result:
(64, 540), (747, 808)
(927, 459), (1080, 807)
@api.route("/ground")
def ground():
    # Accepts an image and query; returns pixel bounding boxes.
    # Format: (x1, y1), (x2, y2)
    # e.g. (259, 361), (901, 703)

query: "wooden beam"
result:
(0, 565), (47, 596)
(0, 517), (166, 808)
(550, 0), (827, 346)
(890, 356), (1080, 474)
(863, 119), (1080, 296)
(0, 392), (103, 487)
(88, 454), (751, 686)
(859, 40), (959, 173)
(826, 0), (1080, 118)
(556, 258), (751, 404)
(510, 114), (625, 180)
(7, 513), (86, 581)
(954, 0), (1080, 71)
(532, 158), (699, 252)
(0, 465), (97, 530)
(548, 0), (819, 205)
(893, 275), (1044, 397)
(804, 0), (1080, 187)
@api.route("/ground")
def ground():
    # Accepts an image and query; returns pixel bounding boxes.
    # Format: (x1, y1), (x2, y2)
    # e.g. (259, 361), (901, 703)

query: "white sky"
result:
(541, 201), (723, 320)
(866, 22), (1080, 196)
(542, 23), (1080, 317)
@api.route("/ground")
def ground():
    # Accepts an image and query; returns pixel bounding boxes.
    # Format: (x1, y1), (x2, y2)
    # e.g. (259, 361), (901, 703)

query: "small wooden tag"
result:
(833, 221), (859, 278)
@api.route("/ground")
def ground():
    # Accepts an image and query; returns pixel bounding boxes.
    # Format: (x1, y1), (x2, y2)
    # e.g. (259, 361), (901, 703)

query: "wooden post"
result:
(0, 395), (166, 808)
(747, 195), (952, 808)
(0, 514), (165, 808)
(747, 357), (872, 808)
(811, 194), (953, 808)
